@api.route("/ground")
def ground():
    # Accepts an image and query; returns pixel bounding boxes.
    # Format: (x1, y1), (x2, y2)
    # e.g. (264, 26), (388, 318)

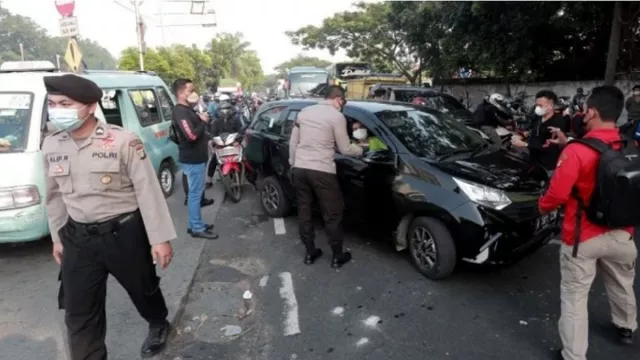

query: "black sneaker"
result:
(140, 320), (170, 358)
(615, 325), (634, 345)
(331, 252), (352, 269)
(191, 229), (219, 240)
(187, 224), (214, 234)
(304, 249), (323, 265)
(200, 198), (214, 207)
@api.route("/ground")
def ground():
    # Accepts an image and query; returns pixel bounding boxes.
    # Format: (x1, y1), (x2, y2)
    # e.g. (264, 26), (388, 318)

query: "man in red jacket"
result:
(539, 85), (637, 360)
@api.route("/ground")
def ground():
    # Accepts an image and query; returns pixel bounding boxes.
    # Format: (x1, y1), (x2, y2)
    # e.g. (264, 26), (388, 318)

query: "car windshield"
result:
(288, 73), (328, 95)
(0, 92), (34, 153)
(393, 90), (468, 114)
(375, 109), (485, 159)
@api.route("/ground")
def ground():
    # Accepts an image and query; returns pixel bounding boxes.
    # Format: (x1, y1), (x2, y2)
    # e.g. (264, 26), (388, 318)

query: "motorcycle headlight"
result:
(453, 178), (511, 210)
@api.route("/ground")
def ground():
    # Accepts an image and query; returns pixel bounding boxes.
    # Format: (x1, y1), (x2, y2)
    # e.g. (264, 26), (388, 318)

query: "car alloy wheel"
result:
(160, 168), (173, 194)
(262, 182), (280, 212)
(410, 226), (437, 271)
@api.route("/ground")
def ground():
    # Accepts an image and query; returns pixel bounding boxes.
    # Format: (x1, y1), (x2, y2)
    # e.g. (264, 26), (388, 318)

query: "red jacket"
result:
(538, 128), (633, 245)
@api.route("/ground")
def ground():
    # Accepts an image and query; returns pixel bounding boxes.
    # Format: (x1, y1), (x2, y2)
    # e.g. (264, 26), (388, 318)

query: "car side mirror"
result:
(363, 149), (395, 166)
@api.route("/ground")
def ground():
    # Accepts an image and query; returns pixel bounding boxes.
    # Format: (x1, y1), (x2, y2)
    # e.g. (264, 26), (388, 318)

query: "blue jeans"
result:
(180, 162), (206, 232)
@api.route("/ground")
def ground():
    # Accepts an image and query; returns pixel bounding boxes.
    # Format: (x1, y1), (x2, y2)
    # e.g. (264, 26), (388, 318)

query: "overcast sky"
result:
(2, 0), (374, 73)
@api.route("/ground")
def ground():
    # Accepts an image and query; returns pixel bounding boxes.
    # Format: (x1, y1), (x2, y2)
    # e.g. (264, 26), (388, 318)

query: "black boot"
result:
(330, 245), (352, 269)
(615, 325), (634, 345)
(304, 248), (323, 265)
(141, 320), (170, 358)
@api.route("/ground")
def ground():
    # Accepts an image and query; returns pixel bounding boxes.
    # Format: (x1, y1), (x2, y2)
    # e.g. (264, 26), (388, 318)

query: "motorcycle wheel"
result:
(222, 169), (243, 203)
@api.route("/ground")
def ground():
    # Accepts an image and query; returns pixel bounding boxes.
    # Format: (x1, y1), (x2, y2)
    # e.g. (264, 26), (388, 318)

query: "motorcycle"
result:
(212, 132), (250, 202)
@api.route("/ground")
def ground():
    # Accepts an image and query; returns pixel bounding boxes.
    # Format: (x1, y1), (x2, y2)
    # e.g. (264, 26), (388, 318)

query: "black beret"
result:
(44, 74), (103, 104)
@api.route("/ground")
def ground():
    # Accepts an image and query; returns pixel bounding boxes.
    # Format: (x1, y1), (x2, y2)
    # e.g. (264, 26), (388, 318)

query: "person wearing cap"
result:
(41, 74), (176, 359)
(289, 85), (363, 269)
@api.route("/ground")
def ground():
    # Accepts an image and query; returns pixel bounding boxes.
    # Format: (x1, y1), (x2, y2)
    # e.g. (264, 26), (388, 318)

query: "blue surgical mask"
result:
(48, 106), (88, 132)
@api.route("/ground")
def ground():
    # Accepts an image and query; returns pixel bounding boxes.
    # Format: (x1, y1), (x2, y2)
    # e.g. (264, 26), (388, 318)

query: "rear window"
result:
(393, 90), (467, 114)
(0, 92), (34, 153)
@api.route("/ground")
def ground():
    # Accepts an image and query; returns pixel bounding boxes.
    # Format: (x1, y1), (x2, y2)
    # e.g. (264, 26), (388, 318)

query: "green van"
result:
(0, 62), (179, 243)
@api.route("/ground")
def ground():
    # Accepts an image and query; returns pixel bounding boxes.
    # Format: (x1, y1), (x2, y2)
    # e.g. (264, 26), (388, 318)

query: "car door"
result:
(244, 104), (288, 172)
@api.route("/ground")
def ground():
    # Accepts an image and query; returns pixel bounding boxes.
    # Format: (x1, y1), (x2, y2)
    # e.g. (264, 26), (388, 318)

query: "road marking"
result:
(549, 239), (562, 245)
(259, 275), (269, 287)
(279, 272), (300, 336)
(274, 218), (286, 235)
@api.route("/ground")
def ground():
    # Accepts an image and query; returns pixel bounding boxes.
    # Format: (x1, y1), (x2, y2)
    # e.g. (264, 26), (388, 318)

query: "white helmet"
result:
(488, 93), (513, 118)
(219, 94), (230, 102)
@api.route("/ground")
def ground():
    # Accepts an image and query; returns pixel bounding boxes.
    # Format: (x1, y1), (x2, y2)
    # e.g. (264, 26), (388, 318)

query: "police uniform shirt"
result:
(42, 123), (177, 245)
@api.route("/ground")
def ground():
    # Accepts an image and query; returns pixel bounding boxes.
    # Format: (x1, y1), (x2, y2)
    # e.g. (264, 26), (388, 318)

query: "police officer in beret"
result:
(41, 74), (176, 359)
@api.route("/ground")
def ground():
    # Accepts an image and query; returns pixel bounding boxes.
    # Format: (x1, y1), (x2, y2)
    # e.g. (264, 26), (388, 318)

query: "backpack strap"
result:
(570, 187), (585, 258)
(568, 137), (610, 153)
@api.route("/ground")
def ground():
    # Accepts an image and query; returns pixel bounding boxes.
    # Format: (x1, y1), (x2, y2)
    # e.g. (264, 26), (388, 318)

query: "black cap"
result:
(43, 74), (103, 104)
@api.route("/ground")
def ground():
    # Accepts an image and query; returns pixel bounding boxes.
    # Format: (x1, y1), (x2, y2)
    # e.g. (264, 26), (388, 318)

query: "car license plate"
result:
(535, 210), (558, 232)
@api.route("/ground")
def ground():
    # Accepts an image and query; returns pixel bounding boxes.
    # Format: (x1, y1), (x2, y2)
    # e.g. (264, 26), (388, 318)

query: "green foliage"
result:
(0, 8), (116, 69)
(273, 54), (331, 77)
(119, 32), (264, 92)
(288, 1), (640, 83)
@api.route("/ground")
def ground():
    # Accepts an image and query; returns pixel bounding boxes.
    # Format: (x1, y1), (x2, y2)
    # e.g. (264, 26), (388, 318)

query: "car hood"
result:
(431, 150), (549, 192)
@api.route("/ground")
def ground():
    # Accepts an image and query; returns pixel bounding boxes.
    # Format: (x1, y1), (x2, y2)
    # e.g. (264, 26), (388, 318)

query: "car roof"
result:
(0, 70), (168, 92)
(267, 98), (434, 114)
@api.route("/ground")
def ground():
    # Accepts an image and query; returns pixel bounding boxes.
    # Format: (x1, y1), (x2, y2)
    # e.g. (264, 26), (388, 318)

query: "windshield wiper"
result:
(436, 148), (475, 161)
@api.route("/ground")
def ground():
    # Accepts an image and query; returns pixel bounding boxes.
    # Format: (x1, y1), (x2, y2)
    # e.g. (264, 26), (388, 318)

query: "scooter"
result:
(212, 132), (251, 203)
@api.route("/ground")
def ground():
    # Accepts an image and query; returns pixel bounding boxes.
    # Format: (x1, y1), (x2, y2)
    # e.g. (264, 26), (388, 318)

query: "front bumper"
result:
(450, 200), (560, 265)
(0, 204), (49, 243)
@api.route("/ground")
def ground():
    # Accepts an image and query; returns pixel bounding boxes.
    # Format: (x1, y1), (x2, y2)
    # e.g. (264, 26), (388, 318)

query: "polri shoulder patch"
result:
(129, 139), (142, 148)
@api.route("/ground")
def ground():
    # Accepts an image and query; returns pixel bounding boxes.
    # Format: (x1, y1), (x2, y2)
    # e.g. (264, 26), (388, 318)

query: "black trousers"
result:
(293, 168), (345, 254)
(58, 210), (168, 360)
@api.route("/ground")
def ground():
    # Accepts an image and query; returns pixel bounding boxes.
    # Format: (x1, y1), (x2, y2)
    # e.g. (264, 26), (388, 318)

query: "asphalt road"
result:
(163, 187), (640, 360)
(0, 179), (225, 360)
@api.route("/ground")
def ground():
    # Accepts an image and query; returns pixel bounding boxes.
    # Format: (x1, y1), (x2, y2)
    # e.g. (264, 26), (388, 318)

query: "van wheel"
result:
(408, 216), (457, 280)
(158, 161), (174, 198)
(260, 176), (290, 217)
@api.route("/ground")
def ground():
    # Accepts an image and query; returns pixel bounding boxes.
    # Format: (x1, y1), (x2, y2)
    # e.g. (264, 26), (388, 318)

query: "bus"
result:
(326, 62), (372, 88)
(285, 67), (330, 98)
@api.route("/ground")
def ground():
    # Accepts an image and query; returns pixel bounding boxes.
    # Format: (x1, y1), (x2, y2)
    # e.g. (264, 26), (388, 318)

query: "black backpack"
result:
(569, 137), (640, 255)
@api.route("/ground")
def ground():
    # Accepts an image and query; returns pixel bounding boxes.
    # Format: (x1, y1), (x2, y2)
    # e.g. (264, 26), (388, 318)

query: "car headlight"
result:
(0, 185), (41, 210)
(453, 177), (511, 210)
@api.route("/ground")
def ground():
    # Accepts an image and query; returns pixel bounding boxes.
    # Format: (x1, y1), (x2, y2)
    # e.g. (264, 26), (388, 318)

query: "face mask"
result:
(534, 106), (547, 117)
(48, 106), (88, 132)
(353, 128), (368, 140)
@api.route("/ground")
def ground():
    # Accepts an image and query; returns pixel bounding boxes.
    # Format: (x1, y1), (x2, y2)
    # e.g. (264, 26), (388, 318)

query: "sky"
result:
(1, 0), (372, 73)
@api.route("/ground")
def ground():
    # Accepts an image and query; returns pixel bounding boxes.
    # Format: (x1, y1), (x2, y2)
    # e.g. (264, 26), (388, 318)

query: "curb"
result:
(167, 186), (225, 335)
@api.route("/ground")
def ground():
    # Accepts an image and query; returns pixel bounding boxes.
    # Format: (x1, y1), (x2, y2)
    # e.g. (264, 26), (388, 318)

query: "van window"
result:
(99, 90), (124, 127)
(129, 89), (161, 126)
(0, 92), (34, 153)
(155, 87), (174, 122)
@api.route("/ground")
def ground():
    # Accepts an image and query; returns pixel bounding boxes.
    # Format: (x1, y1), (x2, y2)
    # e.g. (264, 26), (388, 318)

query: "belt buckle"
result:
(84, 224), (100, 235)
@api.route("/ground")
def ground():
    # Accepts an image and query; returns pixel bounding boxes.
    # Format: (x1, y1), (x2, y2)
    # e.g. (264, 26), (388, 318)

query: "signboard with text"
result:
(59, 16), (79, 37)
(55, 0), (75, 17)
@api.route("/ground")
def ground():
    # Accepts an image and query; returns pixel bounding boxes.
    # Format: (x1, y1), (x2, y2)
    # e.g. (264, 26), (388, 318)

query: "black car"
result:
(244, 99), (559, 280)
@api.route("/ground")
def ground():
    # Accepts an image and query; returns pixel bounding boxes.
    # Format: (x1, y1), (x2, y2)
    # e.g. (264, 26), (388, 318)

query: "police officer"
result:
(42, 74), (176, 359)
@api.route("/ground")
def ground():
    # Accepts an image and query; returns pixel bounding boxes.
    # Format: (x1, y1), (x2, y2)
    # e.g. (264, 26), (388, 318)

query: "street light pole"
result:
(131, 0), (145, 70)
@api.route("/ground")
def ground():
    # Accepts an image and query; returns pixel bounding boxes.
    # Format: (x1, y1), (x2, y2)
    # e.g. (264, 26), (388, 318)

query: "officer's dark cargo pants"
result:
(293, 168), (345, 254)
(58, 210), (168, 360)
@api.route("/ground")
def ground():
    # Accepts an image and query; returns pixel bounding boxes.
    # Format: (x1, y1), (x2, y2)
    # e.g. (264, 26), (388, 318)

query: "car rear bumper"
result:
(0, 204), (49, 243)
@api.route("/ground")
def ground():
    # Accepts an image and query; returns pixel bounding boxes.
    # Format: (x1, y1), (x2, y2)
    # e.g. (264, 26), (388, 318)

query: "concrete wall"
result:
(438, 79), (638, 109)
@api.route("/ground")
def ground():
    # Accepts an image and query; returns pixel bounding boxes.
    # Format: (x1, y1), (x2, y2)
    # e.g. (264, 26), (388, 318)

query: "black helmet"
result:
(488, 93), (514, 119)
(219, 101), (233, 118)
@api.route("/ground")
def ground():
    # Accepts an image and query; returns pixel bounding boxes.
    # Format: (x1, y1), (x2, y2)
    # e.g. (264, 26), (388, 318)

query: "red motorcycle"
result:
(212, 132), (251, 202)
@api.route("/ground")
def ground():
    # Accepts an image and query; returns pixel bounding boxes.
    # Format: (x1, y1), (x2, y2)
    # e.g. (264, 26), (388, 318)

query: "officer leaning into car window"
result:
(42, 74), (176, 360)
(289, 85), (363, 269)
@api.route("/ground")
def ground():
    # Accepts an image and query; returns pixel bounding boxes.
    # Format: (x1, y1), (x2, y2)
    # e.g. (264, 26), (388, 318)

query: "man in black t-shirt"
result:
(511, 90), (567, 170)
(172, 79), (218, 239)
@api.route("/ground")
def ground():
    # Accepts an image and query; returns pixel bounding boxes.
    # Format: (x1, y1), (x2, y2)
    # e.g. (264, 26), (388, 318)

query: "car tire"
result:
(158, 161), (175, 198)
(259, 176), (290, 218)
(408, 216), (457, 280)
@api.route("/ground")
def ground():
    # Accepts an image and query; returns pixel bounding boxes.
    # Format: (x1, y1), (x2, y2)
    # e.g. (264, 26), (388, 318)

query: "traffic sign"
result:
(55, 0), (75, 17)
(64, 38), (83, 73)
(59, 16), (79, 37)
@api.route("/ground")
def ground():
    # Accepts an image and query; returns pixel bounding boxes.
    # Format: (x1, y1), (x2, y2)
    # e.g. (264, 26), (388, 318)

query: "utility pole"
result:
(154, 0), (216, 46)
(131, 0), (145, 70)
(19, 43), (24, 60)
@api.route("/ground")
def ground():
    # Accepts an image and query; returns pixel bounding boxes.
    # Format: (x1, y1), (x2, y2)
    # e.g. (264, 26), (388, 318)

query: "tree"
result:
(286, 2), (424, 84)
(205, 32), (264, 90)
(0, 8), (116, 69)
(273, 54), (331, 77)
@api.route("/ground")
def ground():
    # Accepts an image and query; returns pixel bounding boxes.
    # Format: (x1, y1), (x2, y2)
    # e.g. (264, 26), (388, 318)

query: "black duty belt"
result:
(68, 210), (139, 235)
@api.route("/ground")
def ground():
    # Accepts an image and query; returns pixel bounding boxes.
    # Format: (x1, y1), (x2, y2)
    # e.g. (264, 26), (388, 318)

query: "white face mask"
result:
(48, 106), (88, 132)
(534, 106), (547, 117)
(353, 128), (368, 140)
